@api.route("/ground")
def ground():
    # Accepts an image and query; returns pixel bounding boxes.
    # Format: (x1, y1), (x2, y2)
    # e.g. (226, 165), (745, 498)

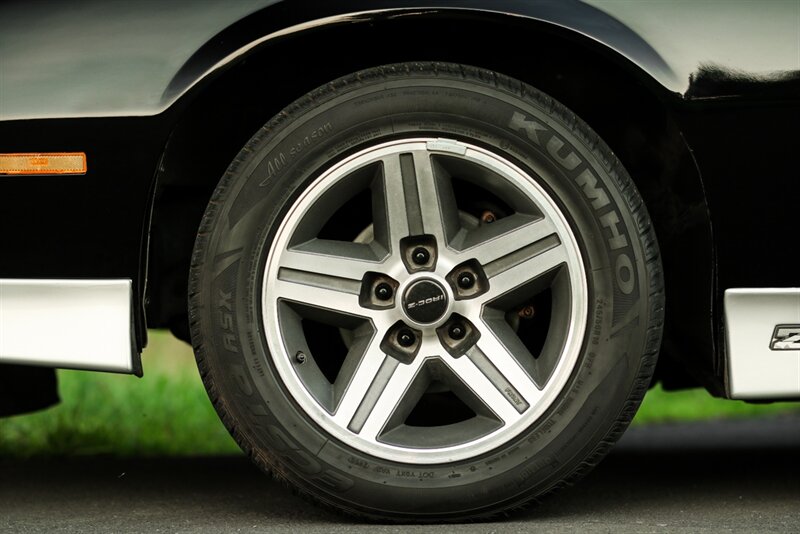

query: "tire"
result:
(189, 62), (663, 521)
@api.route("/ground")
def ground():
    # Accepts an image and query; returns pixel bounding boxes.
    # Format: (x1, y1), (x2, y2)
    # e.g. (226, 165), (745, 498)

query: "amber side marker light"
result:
(0, 152), (87, 175)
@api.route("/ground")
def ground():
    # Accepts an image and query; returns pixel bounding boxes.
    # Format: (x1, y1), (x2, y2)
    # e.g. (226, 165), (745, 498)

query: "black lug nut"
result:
(457, 272), (475, 290)
(448, 323), (466, 340)
(397, 329), (416, 348)
(375, 282), (393, 301)
(411, 247), (431, 265)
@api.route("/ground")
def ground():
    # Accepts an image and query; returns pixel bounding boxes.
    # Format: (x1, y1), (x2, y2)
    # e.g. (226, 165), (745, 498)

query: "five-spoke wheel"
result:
(190, 63), (663, 521)
(263, 138), (587, 463)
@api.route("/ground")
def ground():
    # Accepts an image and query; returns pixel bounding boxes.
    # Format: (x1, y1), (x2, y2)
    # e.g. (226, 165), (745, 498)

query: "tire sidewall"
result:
(193, 69), (652, 518)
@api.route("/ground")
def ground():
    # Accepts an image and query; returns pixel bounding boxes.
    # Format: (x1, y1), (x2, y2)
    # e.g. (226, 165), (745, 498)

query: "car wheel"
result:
(189, 62), (663, 521)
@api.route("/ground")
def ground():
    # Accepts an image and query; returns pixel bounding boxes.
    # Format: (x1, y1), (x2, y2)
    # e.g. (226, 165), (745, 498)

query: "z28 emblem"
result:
(770, 325), (800, 350)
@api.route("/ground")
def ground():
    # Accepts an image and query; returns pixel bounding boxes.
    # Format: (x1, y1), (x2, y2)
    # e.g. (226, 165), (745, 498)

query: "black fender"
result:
(0, 0), (686, 121)
(162, 0), (680, 110)
(147, 4), (717, 390)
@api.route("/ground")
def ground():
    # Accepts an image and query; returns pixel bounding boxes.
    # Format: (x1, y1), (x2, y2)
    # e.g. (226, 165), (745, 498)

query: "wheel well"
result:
(147, 12), (713, 390)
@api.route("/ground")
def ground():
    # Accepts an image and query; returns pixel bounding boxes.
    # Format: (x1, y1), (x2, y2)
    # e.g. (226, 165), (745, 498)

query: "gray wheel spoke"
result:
(413, 151), (459, 245)
(379, 149), (459, 245)
(442, 353), (528, 424)
(465, 216), (558, 265)
(355, 356), (424, 440)
(468, 323), (543, 406)
(332, 339), (393, 429)
(272, 277), (364, 317)
(482, 242), (568, 300)
(378, 154), (412, 244)
(280, 246), (379, 282)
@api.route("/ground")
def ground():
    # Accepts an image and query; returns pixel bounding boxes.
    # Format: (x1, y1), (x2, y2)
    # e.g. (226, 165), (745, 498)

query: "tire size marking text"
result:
(261, 122), (334, 183)
(395, 469), (435, 479)
(289, 122), (333, 157)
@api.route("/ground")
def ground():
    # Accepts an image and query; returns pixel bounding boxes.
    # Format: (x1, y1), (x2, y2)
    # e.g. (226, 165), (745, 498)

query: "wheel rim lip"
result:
(261, 137), (588, 464)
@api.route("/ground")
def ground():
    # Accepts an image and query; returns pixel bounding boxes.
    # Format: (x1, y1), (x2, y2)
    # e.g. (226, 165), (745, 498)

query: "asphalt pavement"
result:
(1, 416), (798, 533)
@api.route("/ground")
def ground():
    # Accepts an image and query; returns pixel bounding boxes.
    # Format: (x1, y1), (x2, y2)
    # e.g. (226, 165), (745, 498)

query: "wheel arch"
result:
(146, 8), (715, 391)
(158, 2), (682, 109)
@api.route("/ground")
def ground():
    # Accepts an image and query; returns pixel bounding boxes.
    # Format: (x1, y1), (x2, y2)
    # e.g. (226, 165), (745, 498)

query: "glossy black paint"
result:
(3, 0), (798, 121)
(0, 0), (798, 399)
(675, 98), (800, 370)
(0, 116), (169, 345)
(162, 0), (677, 103)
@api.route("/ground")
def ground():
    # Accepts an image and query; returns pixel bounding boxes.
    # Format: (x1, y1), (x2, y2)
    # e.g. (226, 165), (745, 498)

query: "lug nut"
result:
(374, 282), (393, 301)
(448, 323), (466, 340)
(397, 329), (416, 348)
(481, 210), (497, 224)
(518, 305), (535, 319)
(457, 272), (475, 290)
(411, 247), (431, 265)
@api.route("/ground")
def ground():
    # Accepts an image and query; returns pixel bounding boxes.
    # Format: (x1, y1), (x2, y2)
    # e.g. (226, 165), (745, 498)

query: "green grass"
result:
(1, 330), (798, 457)
(633, 385), (798, 426)
(0, 331), (239, 457)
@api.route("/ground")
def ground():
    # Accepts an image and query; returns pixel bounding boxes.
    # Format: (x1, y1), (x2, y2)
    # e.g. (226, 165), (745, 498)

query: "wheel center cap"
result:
(403, 279), (449, 325)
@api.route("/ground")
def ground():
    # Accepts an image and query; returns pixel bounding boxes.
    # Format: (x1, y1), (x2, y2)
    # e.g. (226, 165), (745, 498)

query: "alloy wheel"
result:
(262, 137), (588, 464)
